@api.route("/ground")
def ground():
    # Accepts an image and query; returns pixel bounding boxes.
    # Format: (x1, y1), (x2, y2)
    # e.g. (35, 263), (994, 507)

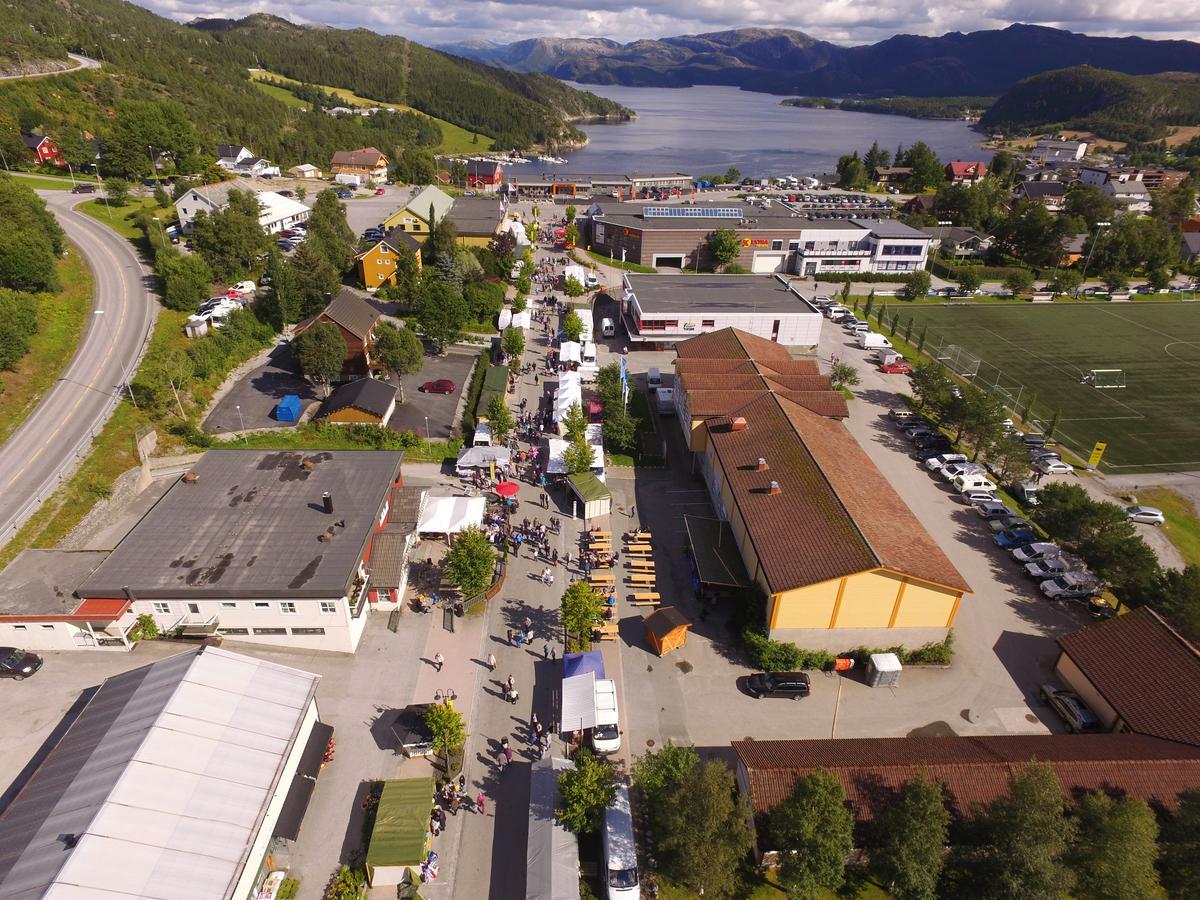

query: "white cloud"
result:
(142, 0), (1200, 46)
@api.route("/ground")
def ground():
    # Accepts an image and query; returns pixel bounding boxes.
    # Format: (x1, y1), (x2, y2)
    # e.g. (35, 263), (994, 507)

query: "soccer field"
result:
(895, 303), (1200, 472)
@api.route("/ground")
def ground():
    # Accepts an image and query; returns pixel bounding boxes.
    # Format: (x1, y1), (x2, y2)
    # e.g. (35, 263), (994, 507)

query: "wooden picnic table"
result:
(631, 592), (661, 602)
(625, 543), (652, 553)
(628, 559), (655, 570)
(629, 573), (657, 585)
(589, 530), (612, 539)
(625, 532), (652, 542)
(589, 573), (615, 586)
(588, 542), (612, 551)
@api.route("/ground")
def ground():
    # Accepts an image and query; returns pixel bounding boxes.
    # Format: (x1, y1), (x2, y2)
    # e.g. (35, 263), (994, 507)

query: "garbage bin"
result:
(866, 652), (902, 688)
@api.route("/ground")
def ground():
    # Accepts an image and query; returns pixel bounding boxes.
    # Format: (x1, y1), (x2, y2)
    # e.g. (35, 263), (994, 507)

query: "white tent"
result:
(558, 341), (582, 364)
(417, 496), (485, 534)
(501, 217), (531, 247)
(560, 672), (597, 732)
(545, 439), (603, 474)
(498, 309), (512, 330)
(562, 264), (588, 287)
(526, 757), (580, 900)
(456, 446), (511, 469)
(511, 310), (532, 329)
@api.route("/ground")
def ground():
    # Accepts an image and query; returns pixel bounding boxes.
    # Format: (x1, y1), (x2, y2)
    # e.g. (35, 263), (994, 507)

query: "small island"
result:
(783, 96), (994, 121)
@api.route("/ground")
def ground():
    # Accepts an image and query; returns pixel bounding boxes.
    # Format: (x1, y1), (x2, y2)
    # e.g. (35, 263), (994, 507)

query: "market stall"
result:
(560, 651), (605, 733)
(417, 496), (486, 535)
(526, 756), (581, 900)
(644, 607), (691, 656)
(567, 472), (612, 521)
(365, 778), (435, 887)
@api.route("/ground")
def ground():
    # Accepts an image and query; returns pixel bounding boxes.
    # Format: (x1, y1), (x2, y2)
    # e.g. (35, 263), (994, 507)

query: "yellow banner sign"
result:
(1088, 442), (1108, 467)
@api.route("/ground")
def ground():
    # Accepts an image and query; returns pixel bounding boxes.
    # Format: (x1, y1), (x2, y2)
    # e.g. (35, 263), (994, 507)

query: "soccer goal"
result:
(1083, 369), (1126, 389)
(937, 344), (982, 378)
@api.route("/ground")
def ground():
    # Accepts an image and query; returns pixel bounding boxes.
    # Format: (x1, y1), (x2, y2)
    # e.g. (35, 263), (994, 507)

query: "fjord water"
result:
(508, 83), (985, 177)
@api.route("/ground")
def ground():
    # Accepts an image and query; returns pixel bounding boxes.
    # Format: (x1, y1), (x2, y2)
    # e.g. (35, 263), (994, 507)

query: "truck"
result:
(334, 173), (361, 189)
(858, 332), (893, 350)
(878, 348), (903, 366)
(592, 679), (621, 753)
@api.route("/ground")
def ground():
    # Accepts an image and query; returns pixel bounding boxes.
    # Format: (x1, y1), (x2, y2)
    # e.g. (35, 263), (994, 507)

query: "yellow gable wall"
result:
(770, 577), (842, 629)
(768, 570), (961, 632)
(832, 569), (903, 628)
(892, 578), (960, 628)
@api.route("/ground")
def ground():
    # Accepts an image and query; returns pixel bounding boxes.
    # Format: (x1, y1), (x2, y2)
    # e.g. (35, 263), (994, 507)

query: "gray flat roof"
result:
(0, 550), (110, 616)
(625, 275), (815, 315)
(851, 218), (927, 238)
(78, 450), (404, 600)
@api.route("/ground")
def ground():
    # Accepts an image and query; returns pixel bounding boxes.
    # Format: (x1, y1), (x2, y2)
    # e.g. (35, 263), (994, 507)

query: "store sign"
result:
(623, 228), (638, 237)
(742, 238), (770, 247)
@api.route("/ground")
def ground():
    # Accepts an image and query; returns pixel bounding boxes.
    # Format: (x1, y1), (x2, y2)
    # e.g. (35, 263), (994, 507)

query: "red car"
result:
(881, 360), (912, 375)
(374, 188), (386, 195)
(420, 379), (456, 394)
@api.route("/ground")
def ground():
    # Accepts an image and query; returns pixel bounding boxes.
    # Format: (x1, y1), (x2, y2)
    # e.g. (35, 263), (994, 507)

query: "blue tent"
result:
(562, 651), (604, 680)
(274, 394), (302, 422)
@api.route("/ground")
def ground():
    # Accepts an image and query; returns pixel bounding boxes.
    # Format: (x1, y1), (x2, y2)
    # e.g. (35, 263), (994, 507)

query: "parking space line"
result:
(831, 677), (844, 738)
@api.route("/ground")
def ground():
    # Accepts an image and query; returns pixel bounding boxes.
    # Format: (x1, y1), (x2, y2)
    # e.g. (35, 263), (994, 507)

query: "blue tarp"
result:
(275, 394), (302, 422)
(562, 651), (605, 680)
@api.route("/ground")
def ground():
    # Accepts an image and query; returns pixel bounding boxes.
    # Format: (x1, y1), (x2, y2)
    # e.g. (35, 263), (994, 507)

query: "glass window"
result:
(701, 320), (715, 328)
(220, 602), (237, 609)
(291, 627), (326, 636)
(280, 602), (297, 614)
(13, 624), (27, 631)
(771, 240), (783, 251)
(42, 624), (55, 630)
(218, 627), (249, 635)
(320, 601), (337, 614)
(152, 602), (170, 614)
(254, 601), (270, 609)
(253, 627), (287, 635)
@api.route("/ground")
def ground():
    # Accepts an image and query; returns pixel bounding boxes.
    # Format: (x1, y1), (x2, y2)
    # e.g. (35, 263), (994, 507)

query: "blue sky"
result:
(143, 0), (1200, 46)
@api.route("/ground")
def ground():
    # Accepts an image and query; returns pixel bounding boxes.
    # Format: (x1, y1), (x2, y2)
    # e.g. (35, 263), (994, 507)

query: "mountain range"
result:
(438, 24), (1200, 97)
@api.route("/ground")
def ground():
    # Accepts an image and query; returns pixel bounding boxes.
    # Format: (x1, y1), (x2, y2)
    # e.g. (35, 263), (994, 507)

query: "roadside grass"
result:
(657, 867), (889, 899)
(10, 174), (93, 190)
(582, 249), (656, 274)
(248, 68), (488, 155)
(219, 425), (462, 463)
(0, 247), (93, 446)
(78, 196), (172, 245)
(1135, 487), (1200, 566)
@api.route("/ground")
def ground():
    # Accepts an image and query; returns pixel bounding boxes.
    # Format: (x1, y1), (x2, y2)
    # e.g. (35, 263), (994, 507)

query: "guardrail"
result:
(0, 320), (155, 547)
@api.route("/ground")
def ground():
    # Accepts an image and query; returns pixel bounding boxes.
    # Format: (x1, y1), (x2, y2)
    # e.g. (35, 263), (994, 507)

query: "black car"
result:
(747, 672), (811, 700)
(70, 183), (97, 194)
(0, 647), (43, 680)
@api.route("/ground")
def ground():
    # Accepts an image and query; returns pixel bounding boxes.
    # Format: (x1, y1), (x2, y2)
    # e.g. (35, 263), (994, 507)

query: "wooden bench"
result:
(590, 530), (612, 538)
(625, 543), (652, 553)
(628, 573), (656, 585)
(625, 532), (652, 542)
(593, 623), (619, 641)
(631, 592), (661, 602)
(630, 600), (661, 608)
(629, 559), (655, 570)
(589, 574), (615, 587)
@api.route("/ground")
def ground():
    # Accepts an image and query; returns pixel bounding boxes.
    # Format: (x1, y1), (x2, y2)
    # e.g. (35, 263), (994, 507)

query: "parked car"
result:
(1011, 542), (1061, 564)
(277, 239), (295, 251)
(913, 435), (951, 452)
(1029, 449), (1060, 462)
(942, 462), (987, 482)
(336, 190), (354, 199)
(881, 360), (912, 375)
(892, 413), (925, 429)
(1035, 459), (1073, 476)
(989, 515), (1032, 534)
(0, 647), (43, 680)
(70, 183), (97, 194)
(926, 453), (968, 472)
(994, 527), (1039, 550)
(1041, 572), (1101, 601)
(420, 379), (457, 394)
(974, 500), (1011, 520)
(1125, 506), (1165, 526)
(1022, 432), (1048, 448)
(961, 488), (999, 505)
(746, 671), (812, 700)
(374, 187), (386, 195)
(1040, 682), (1101, 733)
(915, 446), (953, 462)
(1024, 557), (1073, 579)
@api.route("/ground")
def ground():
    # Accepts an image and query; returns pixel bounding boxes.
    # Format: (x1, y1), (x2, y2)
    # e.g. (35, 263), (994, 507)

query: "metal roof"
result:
(0, 647), (320, 900)
(852, 218), (927, 239)
(624, 274), (815, 315)
(77, 450), (404, 600)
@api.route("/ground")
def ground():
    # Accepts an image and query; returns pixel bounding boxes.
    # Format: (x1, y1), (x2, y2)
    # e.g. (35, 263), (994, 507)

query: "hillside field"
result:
(249, 69), (490, 155)
(896, 303), (1200, 472)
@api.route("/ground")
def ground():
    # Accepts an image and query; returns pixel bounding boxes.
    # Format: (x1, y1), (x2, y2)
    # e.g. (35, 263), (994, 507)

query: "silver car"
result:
(1024, 557), (1072, 579)
(1125, 506), (1165, 526)
(1012, 542), (1061, 564)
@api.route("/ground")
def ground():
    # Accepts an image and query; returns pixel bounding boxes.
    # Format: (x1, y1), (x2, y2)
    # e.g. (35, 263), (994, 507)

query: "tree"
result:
(1004, 269), (1036, 296)
(290, 243), (341, 321)
(957, 268), (982, 293)
(957, 387), (1010, 461)
(556, 748), (616, 834)
(1064, 185), (1117, 228)
(417, 281), (468, 353)
(561, 309), (584, 343)
(829, 362), (860, 389)
(770, 770), (854, 900)
(444, 526), (496, 597)
(305, 189), (356, 274)
(189, 190), (269, 282)
(424, 700), (468, 772)
(1147, 266), (1172, 291)
(1068, 792), (1160, 900)
(293, 322), (346, 396)
(987, 433), (1033, 484)
(155, 249), (212, 312)
(561, 579), (603, 646)
(602, 408), (639, 452)
(971, 764), (1076, 900)
(158, 349), (193, 419)
(104, 178), (130, 207)
(373, 321), (424, 398)
(1103, 270), (1129, 293)
(485, 393), (515, 443)
(990, 150), (1015, 183)
(901, 142), (944, 192)
(1162, 788), (1200, 898)
(631, 741), (700, 809)
(863, 141), (891, 173)
(423, 211), (459, 267)
(904, 269), (931, 301)
(657, 760), (753, 898)
(909, 361), (956, 414)
(873, 772), (950, 900)
(564, 222), (580, 247)
(995, 200), (1070, 267)
(836, 152), (868, 190)
(258, 250), (301, 329)
(563, 275), (586, 297)
(1049, 268), (1084, 297)
(1151, 175), (1198, 221)
(725, 166), (743, 184)
(562, 401), (588, 442)
(707, 228), (742, 271)
(501, 326), (525, 365)
(1156, 565), (1200, 642)
(565, 205), (577, 224)
(562, 431), (595, 475)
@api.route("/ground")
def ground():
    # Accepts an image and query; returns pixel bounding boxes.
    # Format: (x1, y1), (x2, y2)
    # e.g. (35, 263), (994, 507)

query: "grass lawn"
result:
(9, 173), (98, 191)
(583, 249), (657, 274)
(249, 69), (488, 155)
(222, 425), (462, 462)
(250, 79), (309, 109)
(1136, 487), (1200, 566)
(892, 303), (1200, 472)
(77, 196), (172, 244)
(0, 248), (93, 445)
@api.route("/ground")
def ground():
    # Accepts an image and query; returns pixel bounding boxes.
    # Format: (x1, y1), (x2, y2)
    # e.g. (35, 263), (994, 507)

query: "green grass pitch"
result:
(895, 303), (1200, 472)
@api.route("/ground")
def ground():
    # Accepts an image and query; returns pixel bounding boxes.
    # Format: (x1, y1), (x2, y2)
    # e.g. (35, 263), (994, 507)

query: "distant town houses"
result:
(1013, 180), (1067, 211)
(383, 184), (455, 234)
(292, 288), (383, 378)
(872, 166), (912, 189)
(944, 160), (988, 184)
(1103, 179), (1153, 214)
(356, 230), (423, 291)
(1032, 138), (1088, 162)
(920, 225), (993, 259)
(20, 132), (64, 167)
(330, 146), (389, 181)
(215, 143), (282, 178)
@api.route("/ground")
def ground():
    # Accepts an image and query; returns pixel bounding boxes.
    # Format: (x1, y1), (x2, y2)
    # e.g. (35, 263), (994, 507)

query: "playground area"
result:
(896, 302), (1200, 472)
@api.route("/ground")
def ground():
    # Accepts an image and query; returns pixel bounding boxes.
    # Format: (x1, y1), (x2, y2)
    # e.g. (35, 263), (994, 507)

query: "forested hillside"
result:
(193, 15), (632, 148)
(0, 0), (621, 177)
(980, 67), (1200, 141)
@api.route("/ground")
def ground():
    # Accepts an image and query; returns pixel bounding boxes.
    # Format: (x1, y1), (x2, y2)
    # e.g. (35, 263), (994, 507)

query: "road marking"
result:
(831, 676), (844, 738)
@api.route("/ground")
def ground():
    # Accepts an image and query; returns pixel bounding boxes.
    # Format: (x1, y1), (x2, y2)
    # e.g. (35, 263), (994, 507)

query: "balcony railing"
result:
(170, 613), (221, 635)
(798, 245), (871, 256)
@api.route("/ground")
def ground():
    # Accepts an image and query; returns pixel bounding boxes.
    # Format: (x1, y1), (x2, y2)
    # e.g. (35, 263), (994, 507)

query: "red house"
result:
(945, 161), (988, 185)
(466, 162), (504, 193)
(21, 133), (65, 168)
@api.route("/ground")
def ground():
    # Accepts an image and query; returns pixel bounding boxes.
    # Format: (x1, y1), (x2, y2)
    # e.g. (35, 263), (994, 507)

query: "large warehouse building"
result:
(674, 329), (970, 633)
(619, 273), (823, 348)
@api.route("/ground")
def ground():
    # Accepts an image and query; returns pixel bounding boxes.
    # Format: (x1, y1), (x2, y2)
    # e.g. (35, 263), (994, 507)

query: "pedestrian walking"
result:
(509, 687), (520, 705)
(432, 652), (444, 672)
(524, 616), (532, 631)
(487, 652), (497, 671)
(630, 504), (636, 518)
(475, 793), (487, 816)
(506, 674), (515, 693)
(542, 491), (548, 508)
(543, 643), (550, 658)
(550, 646), (557, 662)
(506, 628), (513, 645)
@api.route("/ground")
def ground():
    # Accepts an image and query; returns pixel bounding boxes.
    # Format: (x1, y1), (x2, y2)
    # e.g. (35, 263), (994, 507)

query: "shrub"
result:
(131, 613), (159, 641)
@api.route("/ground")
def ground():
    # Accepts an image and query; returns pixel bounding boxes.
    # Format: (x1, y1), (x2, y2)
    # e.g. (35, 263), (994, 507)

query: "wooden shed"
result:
(316, 378), (398, 426)
(644, 606), (691, 656)
(567, 472), (611, 521)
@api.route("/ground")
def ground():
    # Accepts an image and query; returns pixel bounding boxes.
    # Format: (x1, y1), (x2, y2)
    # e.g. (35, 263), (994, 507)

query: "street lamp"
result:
(1076, 220), (1111, 297)
(236, 404), (246, 442)
(424, 416), (430, 442)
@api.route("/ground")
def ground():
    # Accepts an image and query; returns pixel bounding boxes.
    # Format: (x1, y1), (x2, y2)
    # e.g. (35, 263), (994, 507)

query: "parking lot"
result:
(203, 342), (317, 433)
(388, 346), (480, 440)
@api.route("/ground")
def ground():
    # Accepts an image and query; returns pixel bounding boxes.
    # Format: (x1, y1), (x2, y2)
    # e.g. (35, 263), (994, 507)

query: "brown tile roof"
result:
(331, 147), (387, 167)
(687, 389), (848, 420)
(1057, 608), (1200, 747)
(705, 392), (968, 593)
(675, 359), (762, 376)
(316, 288), (381, 340)
(734, 734), (1200, 829)
(673, 328), (795, 362)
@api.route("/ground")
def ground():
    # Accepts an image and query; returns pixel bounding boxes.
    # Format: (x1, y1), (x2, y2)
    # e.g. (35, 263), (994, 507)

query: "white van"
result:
(647, 367), (662, 389)
(603, 784), (640, 900)
(581, 341), (598, 368)
(585, 271), (600, 289)
(655, 387), (675, 416)
(601, 317), (616, 338)
(858, 332), (893, 350)
(592, 679), (621, 753)
(953, 473), (998, 493)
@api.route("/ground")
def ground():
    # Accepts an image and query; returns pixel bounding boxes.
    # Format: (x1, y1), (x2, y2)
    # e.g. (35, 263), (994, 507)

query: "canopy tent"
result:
(560, 671), (597, 733)
(563, 651), (605, 680)
(366, 778), (434, 886)
(683, 515), (751, 588)
(567, 472), (612, 520)
(456, 446), (511, 469)
(512, 311), (532, 329)
(644, 607), (691, 656)
(546, 439), (603, 475)
(417, 496), (485, 534)
(498, 309), (513, 330)
(526, 756), (581, 900)
(500, 217), (530, 247)
(559, 341), (582, 364)
(563, 264), (588, 286)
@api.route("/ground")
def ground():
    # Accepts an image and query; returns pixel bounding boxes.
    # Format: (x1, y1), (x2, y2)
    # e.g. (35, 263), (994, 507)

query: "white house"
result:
(1033, 139), (1088, 162)
(257, 190), (312, 234)
(175, 185), (311, 234)
(791, 218), (930, 277)
(216, 143), (281, 178)
(1104, 179), (1152, 214)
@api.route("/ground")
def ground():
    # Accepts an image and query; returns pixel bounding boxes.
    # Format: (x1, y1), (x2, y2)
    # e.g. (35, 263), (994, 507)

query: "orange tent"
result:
(643, 607), (691, 657)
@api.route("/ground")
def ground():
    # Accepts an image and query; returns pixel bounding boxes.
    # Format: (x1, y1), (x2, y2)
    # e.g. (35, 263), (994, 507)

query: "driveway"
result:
(203, 343), (317, 434)
(342, 187), (415, 236)
(389, 348), (480, 440)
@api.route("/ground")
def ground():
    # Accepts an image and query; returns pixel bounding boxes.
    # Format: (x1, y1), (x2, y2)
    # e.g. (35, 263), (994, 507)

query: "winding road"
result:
(0, 189), (158, 544)
(0, 53), (100, 81)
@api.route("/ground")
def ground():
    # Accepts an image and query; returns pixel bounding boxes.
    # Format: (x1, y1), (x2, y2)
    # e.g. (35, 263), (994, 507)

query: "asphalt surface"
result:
(0, 190), (157, 543)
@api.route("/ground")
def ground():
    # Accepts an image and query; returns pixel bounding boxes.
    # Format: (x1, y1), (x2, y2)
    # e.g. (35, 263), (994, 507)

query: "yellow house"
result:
(382, 185), (454, 234)
(356, 232), (423, 291)
(447, 196), (504, 248)
(676, 329), (970, 633)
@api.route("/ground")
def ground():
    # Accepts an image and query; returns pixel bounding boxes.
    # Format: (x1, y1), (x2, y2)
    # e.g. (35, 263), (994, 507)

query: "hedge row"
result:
(810, 273), (913, 284)
(744, 628), (955, 670)
(931, 258), (1037, 283)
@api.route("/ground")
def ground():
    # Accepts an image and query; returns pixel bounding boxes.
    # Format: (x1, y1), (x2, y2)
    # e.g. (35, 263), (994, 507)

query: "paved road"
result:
(0, 191), (157, 544)
(0, 53), (100, 81)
